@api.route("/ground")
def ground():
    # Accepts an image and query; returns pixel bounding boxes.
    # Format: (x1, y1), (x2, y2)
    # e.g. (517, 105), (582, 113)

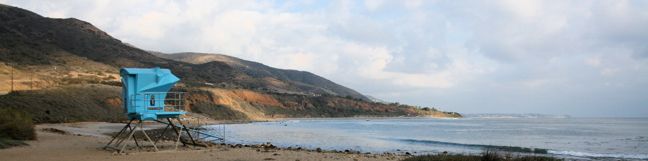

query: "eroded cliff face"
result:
(185, 87), (462, 121)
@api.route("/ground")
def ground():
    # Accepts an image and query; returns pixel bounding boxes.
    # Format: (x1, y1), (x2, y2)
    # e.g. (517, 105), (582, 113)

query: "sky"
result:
(3, 0), (648, 117)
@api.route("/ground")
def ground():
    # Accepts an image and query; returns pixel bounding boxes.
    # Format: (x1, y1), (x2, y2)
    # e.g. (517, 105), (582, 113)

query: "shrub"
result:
(0, 108), (36, 140)
(0, 108), (36, 149)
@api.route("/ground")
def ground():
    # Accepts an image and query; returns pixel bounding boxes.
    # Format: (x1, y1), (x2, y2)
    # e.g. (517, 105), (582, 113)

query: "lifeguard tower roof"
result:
(120, 67), (185, 121)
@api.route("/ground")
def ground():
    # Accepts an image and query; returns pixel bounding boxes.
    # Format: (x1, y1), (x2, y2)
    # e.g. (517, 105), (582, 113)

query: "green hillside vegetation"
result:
(0, 84), (123, 123)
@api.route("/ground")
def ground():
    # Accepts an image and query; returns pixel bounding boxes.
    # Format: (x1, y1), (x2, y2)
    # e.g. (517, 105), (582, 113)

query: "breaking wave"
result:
(395, 138), (548, 154)
(397, 138), (648, 160)
(548, 150), (648, 160)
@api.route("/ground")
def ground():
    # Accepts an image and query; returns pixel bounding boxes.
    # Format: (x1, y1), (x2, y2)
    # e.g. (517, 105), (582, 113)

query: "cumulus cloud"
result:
(4, 0), (648, 116)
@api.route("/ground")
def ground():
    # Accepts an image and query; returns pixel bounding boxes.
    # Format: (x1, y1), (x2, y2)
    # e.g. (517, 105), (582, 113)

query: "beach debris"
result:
(253, 142), (276, 152)
(41, 128), (70, 135)
(231, 144), (243, 148)
(262, 142), (276, 149)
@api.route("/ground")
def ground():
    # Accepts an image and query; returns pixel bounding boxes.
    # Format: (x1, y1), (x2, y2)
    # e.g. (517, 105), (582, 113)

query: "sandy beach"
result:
(0, 122), (405, 161)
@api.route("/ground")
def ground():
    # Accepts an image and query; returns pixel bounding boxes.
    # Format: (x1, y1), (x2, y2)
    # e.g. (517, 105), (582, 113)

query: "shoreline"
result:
(0, 122), (408, 161)
(269, 115), (462, 120)
(212, 115), (463, 124)
(2, 121), (640, 161)
(201, 118), (647, 161)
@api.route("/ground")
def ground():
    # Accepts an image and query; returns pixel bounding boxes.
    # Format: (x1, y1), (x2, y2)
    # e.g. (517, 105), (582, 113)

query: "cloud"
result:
(3, 0), (648, 117)
(363, 0), (384, 11)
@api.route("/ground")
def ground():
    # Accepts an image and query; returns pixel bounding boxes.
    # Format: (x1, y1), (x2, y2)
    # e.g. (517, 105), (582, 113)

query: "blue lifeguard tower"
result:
(121, 67), (184, 121)
(104, 67), (197, 153)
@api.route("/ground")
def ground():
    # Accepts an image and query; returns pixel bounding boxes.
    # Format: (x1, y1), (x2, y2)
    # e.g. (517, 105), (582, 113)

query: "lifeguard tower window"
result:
(150, 95), (155, 106)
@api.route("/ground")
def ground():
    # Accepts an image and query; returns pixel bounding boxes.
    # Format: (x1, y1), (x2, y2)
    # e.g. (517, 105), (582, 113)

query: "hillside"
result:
(0, 4), (461, 123)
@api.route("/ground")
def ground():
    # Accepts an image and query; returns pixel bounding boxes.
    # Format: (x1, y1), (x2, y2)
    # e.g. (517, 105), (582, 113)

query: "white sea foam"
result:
(549, 150), (648, 160)
(464, 113), (570, 119)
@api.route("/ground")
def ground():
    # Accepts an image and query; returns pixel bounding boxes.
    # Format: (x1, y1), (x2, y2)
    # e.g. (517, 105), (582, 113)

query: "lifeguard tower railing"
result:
(130, 92), (185, 113)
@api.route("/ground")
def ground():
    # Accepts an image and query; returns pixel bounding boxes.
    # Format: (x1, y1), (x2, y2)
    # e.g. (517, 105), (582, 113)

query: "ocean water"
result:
(204, 117), (648, 160)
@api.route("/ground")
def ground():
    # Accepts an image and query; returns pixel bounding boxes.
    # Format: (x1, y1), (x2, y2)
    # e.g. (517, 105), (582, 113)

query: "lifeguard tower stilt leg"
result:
(176, 117), (198, 147)
(104, 119), (159, 153)
(104, 119), (134, 149)
(153, 117), (198, 149)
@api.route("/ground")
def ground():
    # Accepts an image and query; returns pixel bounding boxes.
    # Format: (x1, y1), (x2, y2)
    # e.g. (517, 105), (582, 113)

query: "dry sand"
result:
(0, 122), (405, 161)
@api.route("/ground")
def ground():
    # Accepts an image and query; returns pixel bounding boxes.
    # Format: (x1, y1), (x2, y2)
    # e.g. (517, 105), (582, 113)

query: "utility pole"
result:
(10, 64), (14, 92)
(30, 71), (33, 90)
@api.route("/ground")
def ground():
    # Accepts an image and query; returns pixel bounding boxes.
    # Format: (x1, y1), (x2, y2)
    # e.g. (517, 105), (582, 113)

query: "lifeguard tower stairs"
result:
(103, 67), (222, 153)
